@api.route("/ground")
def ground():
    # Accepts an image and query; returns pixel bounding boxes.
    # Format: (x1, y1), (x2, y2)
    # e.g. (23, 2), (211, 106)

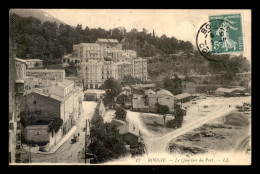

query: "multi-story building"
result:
(75, 39), (147, 88)
(106, 49), (123, 61)
(19, 79), (83, 146)
(62, 54), (81, 65)
(14, 58), (27, 83)
(26, 69), (65, 82)
(9, 39), (18, 163)
(114, 61), (133, 82)
(101, 61), (115, 83)
(77, 58), (147, 88)
(72, 43), (104, 62)
(122, 50), (137, 59)
(77, 60), (115, 89)
(23, 76), (49, 92)
(132, 58), (147, 82)
(96, 38), (122, 52)
(15, 58), (43, 69)
(107, 50), (137, 61)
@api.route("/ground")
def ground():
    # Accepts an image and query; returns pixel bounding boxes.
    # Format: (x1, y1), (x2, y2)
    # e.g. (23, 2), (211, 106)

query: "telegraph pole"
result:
(85, 119), (87, 164)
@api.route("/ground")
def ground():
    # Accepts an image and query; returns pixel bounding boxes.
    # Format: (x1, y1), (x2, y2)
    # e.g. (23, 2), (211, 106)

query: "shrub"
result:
(91, 110), (104, 125)
(20, 111), (61, 130)
(48, 117), (63, 133)
(166, 119), (178, 128)
(115, 107), (127, 121)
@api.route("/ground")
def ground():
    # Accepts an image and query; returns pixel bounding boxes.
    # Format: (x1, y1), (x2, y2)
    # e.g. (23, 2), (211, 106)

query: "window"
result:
(33, 100), (36, 104)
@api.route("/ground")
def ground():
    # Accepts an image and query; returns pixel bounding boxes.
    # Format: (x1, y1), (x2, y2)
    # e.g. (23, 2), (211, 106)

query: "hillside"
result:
(10, 9), (68, 26)
(9, 13), (250, 79)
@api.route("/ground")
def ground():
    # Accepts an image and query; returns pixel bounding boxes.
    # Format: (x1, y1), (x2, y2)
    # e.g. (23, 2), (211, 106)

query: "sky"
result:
(41, 9), (251, 61)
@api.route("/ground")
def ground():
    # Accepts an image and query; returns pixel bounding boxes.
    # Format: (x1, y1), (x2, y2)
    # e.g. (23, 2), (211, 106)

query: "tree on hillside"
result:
(115, 107), (127, 121)
(155, 103), (169, 126)
(163, 75), (182, 95)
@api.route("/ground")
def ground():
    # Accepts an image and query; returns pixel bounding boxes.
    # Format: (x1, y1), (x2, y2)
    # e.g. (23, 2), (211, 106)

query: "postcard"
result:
(9, 9), (251, 165)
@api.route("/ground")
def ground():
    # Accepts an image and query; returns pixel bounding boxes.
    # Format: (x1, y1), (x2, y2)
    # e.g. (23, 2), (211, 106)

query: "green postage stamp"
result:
(209, 14), (244, 54)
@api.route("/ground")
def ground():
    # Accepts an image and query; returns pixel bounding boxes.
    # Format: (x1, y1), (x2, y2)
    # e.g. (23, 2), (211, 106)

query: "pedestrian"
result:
(78, 132), (80, 136)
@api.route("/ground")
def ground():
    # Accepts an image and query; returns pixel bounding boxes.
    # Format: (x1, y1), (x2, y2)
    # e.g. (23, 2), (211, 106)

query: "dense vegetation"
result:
(10, 13), (250, 79)
(155, 103), (169, 126)
(20, 111), (63, 133)
(147, 51), (250, 81)
(89, 108), (128, 163)
(100, 78), (122, 106)
(166, 103), (186, 129)
(115, 107), (127, 121)
(9, 13), (193, 64)
(163, 75), (182, 95)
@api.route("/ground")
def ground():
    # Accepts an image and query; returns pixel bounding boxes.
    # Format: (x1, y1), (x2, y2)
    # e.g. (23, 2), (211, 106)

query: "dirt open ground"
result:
(140, 113), (175, 135)
(168, 112), (251, 155)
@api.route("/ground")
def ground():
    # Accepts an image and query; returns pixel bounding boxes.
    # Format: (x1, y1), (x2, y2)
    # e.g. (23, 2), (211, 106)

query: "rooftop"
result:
(26, 69), (65, 73)
(111, 119), (126, 127)
(144, 89), (156, 95)
(55, 79), (74, 88)
(96, 38), (119, 43)
(118, 122), (139, 137)
(116, 61), (132, 65)
(84, 89), (106, 94)
(132, 83), (156, 89)
(74, 43), (102, 47)
(174, 93), (191, 100)
(26, 89), (63, 102)
(15, 58), (42, 62)
(147, 94), (168, 98)
(156, 89), (174, 97)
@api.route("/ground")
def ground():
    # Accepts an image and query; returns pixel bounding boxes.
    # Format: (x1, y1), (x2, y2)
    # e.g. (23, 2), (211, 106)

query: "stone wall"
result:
(24, 125), (50, 144)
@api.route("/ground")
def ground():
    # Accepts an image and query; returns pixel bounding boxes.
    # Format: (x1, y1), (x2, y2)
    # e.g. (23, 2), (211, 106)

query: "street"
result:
(27, 96), (250, 163)
(126, 96), (251, 156)
(29, 101), (97, 163)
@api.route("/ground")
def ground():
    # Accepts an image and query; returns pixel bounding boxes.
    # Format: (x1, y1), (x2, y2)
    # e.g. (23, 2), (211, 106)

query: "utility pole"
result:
(85, 119), (87, 164)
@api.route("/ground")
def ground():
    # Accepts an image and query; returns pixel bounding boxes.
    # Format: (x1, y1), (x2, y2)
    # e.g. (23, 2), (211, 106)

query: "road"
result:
(126, 96), (251, 156)
(29, 101), (97, 163)
(144, 106), (235, 154)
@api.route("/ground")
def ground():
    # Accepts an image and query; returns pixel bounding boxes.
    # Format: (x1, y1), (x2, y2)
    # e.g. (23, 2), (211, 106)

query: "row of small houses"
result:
(87, 86), (193, 113)
(85, 85), (248, 113)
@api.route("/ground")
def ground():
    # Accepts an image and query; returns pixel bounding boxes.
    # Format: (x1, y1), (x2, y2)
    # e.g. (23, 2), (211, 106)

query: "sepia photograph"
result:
(9, 9), (251, 165)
